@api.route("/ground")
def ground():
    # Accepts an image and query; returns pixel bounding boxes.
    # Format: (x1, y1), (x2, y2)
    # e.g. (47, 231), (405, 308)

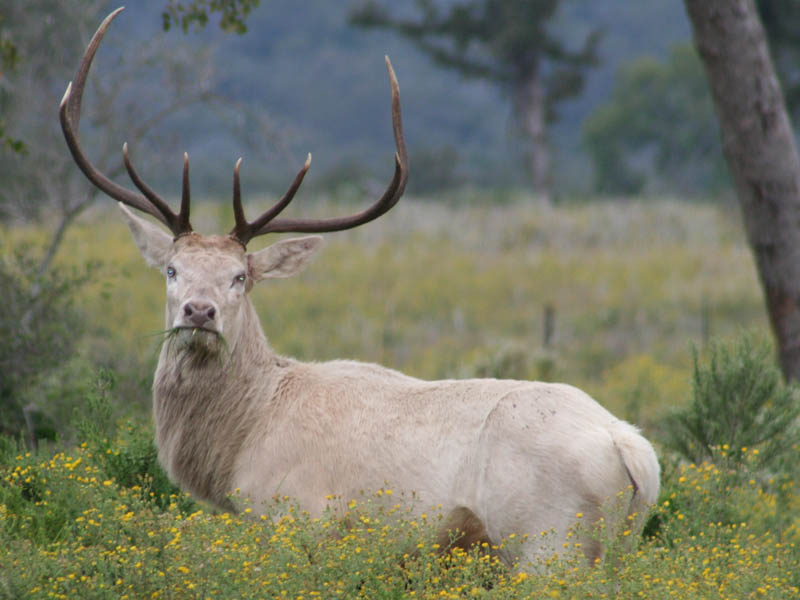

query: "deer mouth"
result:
(171, 325), (220, 336)
(166, 326), (225, 355)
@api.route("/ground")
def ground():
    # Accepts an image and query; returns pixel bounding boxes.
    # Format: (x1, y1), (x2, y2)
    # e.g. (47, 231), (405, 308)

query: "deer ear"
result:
(248, 236), (323, 281)
(118, 203), (172, 269)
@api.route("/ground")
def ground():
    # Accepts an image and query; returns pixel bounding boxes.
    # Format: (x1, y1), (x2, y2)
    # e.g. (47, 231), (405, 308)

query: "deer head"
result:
(60, 7), (407, 354)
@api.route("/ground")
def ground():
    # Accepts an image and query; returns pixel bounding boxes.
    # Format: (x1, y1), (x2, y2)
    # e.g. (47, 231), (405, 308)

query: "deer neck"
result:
(151, 298), (280, 509)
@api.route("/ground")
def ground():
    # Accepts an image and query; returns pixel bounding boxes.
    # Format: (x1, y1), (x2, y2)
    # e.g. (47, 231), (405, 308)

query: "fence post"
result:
(543, 303), (555, 349)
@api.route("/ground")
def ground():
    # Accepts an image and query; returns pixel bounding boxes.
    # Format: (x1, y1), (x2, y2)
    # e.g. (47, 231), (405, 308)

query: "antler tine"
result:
(229, 154), (312, 246)
(178, 152), (192, 235)
(60, 7), (192, 237)
(231, 158), (246, 235)
(244, 56), (408, 239)
(122, 144), (193, 235)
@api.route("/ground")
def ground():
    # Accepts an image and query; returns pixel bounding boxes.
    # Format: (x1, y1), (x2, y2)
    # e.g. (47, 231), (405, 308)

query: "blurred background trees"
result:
(0, 0), (223, 261)
(583, 44), (725, 196)
(3, 0), (795, 204)
(350, 0), (602, 204)
(586, 0), (800, 198)
(0, 245), (96, 446)
(2, 0), (700, 204)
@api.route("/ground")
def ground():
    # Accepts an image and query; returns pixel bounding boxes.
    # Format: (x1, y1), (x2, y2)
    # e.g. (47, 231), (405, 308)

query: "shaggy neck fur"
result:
(153, 298), (281, 510)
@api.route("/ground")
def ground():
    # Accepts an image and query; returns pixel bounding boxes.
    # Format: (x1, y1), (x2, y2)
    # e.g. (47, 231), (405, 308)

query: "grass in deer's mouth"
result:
(141, 326), (222, 339)
(168, 326), (220, 338)
(139, 328), (231, 366)
(159, 327), (231, 362)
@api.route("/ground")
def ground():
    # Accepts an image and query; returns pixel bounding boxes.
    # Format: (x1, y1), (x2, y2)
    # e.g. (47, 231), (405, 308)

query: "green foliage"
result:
(584, 43), (727, 195)
(642, 451), (799, 584)
(664, 334), (800, 473)
(0, 24), (16, 71)
(0, 243), (96, 440)
(162, 0), (261, 34)
(73, 370), (194, 514)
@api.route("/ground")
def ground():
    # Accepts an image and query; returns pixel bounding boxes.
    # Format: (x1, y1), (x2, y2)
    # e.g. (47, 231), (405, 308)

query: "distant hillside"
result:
(107, 0), (691, 197)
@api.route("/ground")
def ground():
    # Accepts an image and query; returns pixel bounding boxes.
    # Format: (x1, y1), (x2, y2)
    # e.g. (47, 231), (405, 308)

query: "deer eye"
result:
(166, 266), (176, 279)
(233, 273), (246, 285)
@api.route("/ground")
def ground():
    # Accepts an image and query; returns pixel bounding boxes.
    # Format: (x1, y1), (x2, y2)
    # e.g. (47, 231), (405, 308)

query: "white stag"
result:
(61, 8), (659, 566)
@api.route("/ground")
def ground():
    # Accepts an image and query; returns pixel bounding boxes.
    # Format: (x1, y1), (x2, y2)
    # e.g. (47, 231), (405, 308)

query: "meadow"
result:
(1, 194), (797, 598)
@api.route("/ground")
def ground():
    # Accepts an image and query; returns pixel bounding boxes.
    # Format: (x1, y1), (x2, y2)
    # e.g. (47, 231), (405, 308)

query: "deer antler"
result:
(62, 8), (408, 246)
(229, 153), (312, 246)
(59, 7), (193, 238)
(228, 56), (408, 246)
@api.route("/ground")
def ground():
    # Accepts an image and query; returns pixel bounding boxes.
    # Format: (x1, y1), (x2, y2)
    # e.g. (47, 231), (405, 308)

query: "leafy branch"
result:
(161, 0), (261, 34)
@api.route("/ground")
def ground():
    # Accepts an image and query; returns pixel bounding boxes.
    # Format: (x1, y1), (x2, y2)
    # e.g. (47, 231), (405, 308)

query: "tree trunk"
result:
(515, 71), (552, 205)
(684, 0), (800, 381)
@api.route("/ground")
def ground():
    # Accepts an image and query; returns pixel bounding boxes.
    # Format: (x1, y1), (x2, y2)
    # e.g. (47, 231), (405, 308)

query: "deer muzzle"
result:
(180, 300), (218, 330)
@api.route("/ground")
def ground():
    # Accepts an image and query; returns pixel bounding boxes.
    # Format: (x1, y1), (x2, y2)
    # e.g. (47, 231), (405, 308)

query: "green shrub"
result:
(663, 334), (800, 473)
(73, 370), (194, 514)
(0, 242), (97, 442)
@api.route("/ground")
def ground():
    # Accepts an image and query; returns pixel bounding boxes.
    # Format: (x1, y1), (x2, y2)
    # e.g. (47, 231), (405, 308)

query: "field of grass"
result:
(3, 194), (794, 598)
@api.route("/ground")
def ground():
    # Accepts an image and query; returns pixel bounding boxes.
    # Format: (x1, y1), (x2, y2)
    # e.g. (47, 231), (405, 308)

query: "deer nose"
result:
(183, 301), (216, 328)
